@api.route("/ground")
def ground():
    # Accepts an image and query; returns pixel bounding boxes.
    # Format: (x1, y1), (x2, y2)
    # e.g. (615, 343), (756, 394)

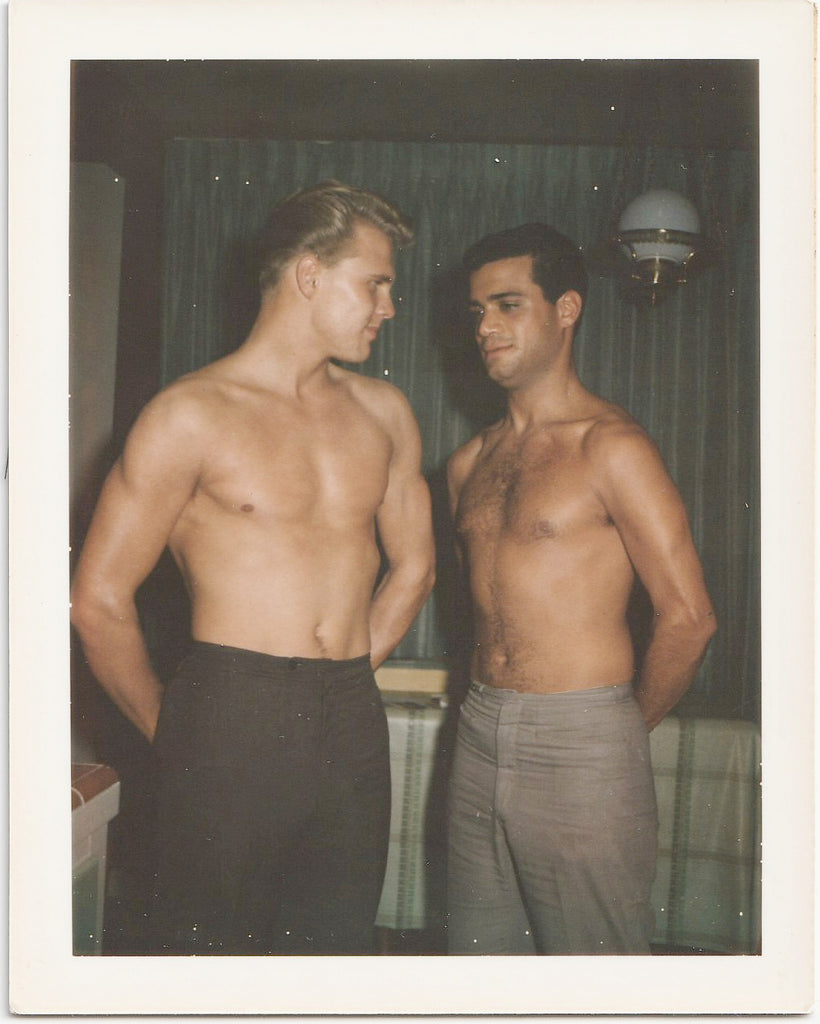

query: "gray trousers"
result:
(447, 681), (658, 955)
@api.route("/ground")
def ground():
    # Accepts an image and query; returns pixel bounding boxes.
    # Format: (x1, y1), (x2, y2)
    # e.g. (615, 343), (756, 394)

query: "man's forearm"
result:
(634, 612), (716, 730)
(368, 562), (435, 670)
(72, 602), (164, 741)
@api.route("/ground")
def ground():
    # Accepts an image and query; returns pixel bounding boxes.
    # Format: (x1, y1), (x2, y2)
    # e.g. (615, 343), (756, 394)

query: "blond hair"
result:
(257, 179), (414, 293)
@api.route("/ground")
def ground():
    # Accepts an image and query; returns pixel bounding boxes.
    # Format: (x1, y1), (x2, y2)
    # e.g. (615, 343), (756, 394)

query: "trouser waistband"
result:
(185, 640), (372, 683)
(469, 679), (634, 706)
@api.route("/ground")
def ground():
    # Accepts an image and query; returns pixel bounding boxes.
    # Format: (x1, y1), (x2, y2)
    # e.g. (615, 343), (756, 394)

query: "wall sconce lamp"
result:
(588, 187), (722, 305)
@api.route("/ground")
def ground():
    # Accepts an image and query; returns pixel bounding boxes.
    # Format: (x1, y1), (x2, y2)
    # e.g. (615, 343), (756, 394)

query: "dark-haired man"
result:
(446, 223), (715, 955)
(71, 181), (435, 954)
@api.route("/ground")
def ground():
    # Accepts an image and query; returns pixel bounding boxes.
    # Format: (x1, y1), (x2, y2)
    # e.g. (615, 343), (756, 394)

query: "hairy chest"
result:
(457, 437), (611, 549)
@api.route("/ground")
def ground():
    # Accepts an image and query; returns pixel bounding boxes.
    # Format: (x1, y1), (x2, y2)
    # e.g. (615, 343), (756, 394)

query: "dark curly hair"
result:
(463, 222), (587, 305)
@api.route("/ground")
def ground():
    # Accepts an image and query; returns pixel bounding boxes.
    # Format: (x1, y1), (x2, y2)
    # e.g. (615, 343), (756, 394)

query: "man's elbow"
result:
(416, 557), (436, 602)
(658, 600), (716, 650)
(384, 545), (435, 608)
(408, 549), (436, 604)
(70, 583), (100, 642)
(684, 603), (717, 653)
(70, 578), (119, 641)
(695, 595), (718, 639)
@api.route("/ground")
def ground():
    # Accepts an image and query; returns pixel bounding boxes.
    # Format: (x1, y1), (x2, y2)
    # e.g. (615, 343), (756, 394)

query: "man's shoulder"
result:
(447, 422), (500, 482)
(337, 366), (416, 423)
(132, 367), (233, 441)
(448, 431), (484, 466)
(581, 403), (661, 473)
(337, 364), (400, 399)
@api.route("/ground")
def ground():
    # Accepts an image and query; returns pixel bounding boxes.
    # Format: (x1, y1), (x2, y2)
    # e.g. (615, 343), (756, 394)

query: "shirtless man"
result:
(446, 223), (715, 955)
(70, 180), (435, 955)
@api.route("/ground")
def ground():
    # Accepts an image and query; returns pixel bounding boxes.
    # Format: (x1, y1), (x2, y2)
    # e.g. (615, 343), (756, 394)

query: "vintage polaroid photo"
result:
(8, 0), (816, 1015)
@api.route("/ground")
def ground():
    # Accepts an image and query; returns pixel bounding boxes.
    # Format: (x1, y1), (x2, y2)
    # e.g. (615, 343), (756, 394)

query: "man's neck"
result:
(229, 299), (337, 397)
(505, 365), (588, 432)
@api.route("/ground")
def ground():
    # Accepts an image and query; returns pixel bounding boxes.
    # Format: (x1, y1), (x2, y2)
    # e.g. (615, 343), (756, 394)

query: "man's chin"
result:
(339, 345), (372, 366)
(484, 363), (511, 386)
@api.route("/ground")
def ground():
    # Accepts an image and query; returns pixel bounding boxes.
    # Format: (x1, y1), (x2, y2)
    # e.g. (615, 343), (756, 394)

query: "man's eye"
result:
(499, 303), (518, 312)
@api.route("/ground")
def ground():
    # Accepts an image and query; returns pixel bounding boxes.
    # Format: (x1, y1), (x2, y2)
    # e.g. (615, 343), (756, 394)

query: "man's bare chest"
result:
(457, 441), (609, 547)
(191, 402), (392, 524)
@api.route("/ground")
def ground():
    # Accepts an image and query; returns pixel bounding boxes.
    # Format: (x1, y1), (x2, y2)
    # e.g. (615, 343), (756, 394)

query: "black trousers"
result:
(150, 641), (391, 954)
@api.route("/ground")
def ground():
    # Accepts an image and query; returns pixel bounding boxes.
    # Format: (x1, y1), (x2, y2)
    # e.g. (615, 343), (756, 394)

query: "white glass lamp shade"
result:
(618, 189), (701, 265)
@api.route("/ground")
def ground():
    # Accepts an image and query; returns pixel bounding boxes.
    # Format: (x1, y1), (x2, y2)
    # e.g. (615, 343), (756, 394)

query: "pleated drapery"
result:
(160, 139), (759, 721)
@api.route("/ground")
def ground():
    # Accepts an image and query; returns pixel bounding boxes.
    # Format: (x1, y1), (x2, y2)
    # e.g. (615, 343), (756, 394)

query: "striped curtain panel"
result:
(160, 139), (759, 721)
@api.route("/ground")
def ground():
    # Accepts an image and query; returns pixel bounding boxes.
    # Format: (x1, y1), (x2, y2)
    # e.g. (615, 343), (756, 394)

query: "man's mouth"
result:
(482, 343), (512, 358)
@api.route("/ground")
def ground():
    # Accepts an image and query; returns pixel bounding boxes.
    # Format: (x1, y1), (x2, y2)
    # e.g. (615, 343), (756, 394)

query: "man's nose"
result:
(379, 292), (396, 320)
(477, 311), (496, 337)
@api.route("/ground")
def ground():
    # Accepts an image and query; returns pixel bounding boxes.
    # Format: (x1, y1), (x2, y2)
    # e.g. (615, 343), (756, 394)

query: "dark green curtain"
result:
(160, 139), (759, 721)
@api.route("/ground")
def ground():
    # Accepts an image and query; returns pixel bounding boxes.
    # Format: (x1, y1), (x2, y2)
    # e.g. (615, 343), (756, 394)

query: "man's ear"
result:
(295, 252), (321, 299)
(556, 289), (583, 327)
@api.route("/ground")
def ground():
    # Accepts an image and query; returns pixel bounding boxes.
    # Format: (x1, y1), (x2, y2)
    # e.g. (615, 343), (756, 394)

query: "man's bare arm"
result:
(369, 391), (435, 669)
(70, 391), (203, 741)
(446, 438), (479, 569)
(592, 424), (717, 729)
